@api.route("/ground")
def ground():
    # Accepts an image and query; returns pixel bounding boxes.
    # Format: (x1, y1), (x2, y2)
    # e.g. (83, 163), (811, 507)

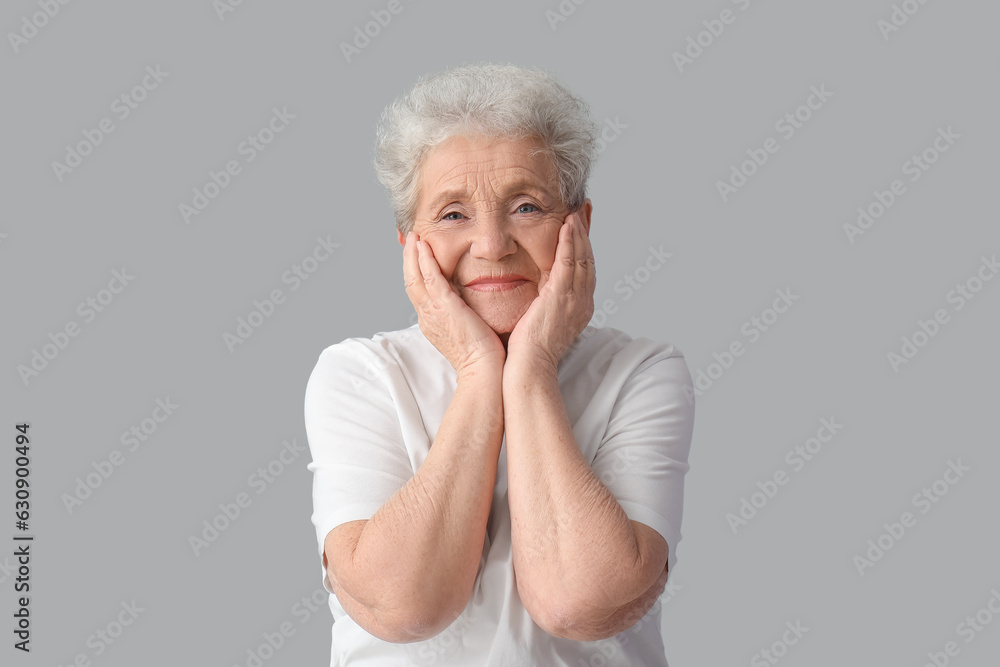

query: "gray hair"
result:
(373, 63), (599, 235)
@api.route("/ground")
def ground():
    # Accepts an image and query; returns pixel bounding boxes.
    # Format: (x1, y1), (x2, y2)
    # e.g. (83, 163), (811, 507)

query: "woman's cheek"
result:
(435, 250), (462, 281)
(419, 234), (462, 280)
(535, 221), (563, 272)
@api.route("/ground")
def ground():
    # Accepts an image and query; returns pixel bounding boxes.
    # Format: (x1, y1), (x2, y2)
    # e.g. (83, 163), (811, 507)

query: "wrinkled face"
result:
(399, 134), (591, 336)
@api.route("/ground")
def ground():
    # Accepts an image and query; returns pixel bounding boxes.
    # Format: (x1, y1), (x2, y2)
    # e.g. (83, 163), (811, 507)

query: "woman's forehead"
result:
(420, 136), (560, 202)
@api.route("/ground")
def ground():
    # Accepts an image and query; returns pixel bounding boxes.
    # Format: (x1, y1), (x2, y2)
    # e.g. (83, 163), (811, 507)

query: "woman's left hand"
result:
(505, 210), (595, 370)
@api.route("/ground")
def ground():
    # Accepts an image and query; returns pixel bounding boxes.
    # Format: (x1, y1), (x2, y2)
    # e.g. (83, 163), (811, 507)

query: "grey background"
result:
(2, 1), (998, 665)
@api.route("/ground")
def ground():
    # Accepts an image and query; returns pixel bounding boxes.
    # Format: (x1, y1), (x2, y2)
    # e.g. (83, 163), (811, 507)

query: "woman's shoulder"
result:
(558, 327), (694, 415)
(569, 325), (687, 365)
(313, 324), (434, 369)
(305, 325), (439, 403)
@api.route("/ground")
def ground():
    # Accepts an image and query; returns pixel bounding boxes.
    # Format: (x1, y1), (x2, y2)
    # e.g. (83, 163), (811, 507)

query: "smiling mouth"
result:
(464, 279), (529, 293)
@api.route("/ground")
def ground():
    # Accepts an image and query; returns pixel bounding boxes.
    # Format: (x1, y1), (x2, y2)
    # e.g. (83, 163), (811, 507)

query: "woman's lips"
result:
(465, 279), (529, 293)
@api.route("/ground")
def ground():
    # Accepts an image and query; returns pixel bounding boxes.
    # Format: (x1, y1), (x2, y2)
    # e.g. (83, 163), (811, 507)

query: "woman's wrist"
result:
(502, 353), (559, 389)
(456, 357), (505, 385)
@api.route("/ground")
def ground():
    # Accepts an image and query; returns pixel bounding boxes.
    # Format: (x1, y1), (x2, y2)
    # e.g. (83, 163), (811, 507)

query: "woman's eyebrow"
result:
(499, 179), (556, 201)
(426, 188), (469, 211)
(427, 181), (556, 212)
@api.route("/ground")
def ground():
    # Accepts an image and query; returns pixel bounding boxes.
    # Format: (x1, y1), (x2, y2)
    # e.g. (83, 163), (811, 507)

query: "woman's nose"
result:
(469, 215), (516, 261)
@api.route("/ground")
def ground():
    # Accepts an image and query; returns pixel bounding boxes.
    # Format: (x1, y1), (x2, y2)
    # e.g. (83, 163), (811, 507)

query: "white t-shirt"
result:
(304, 324), (694, 667)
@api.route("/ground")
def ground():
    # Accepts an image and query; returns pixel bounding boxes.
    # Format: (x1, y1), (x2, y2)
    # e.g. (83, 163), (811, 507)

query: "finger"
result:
(415, 239), (453, 301)
(402, 231), (428, 304)
(571, 214), (590, 295)
(568, 213), (594, 296)
(573, 221), (597, 294)
(552, 214), (576, 293)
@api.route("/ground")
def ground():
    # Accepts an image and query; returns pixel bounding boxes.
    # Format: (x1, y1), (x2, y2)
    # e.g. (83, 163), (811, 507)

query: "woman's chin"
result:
(473, 305), (528, 338)
(482, 315), (520, 338)
(465, 293), (532, 336)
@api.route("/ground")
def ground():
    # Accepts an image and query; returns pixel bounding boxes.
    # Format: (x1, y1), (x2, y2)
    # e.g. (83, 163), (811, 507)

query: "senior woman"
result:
(304, 63), (694, 666)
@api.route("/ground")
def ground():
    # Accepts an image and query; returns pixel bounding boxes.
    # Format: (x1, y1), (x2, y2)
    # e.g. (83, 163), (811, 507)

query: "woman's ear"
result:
(397, 229), (406, 247)
(579, 199), (593, 235)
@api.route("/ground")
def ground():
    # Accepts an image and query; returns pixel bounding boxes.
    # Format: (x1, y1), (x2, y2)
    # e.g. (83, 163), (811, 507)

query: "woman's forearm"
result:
(331, 361), (505, 641)
(503, 357), (662, 637)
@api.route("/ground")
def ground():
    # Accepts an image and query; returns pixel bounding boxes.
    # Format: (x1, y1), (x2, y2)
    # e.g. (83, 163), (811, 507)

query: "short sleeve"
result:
(589, 349), (694, 574)
(303, 342), (414, 592)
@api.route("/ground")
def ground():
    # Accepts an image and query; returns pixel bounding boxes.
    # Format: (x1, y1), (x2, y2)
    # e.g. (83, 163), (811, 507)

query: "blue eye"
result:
(516, 204), (538, 214)
(441, 211), (465, 221)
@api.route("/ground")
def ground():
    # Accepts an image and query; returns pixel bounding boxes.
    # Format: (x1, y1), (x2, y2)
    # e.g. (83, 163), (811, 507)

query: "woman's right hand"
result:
(403, 232), (506, 374)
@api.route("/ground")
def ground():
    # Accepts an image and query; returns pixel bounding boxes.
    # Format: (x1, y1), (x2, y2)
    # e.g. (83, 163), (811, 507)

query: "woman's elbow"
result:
(517, 582), (604, 641)
(337, 584), (469, 644)
(375, 605), (466, 644)
(519, 578), (661, 642)
(532, 600), (656, 642)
